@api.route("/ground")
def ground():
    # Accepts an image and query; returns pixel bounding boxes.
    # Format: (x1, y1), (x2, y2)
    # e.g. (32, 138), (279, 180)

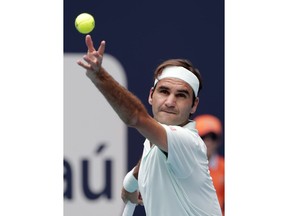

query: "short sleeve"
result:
(162, 124), (207, 178)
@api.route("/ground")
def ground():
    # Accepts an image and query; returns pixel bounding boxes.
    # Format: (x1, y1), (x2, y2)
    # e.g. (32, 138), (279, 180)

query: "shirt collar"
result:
(183, 120), (197, 132)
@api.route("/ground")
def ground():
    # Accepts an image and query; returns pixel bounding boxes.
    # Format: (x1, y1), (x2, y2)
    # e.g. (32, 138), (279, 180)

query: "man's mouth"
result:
(161, 110), (176, 114)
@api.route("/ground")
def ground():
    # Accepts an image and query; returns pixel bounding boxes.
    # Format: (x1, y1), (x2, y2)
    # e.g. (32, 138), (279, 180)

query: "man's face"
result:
(148, 78), (198, 126)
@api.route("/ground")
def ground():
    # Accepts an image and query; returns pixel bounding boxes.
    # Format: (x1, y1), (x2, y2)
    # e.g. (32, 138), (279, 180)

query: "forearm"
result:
(132, 158), (141, 179)
(123, 159), (141, 193)
(88, 67), (148, 126)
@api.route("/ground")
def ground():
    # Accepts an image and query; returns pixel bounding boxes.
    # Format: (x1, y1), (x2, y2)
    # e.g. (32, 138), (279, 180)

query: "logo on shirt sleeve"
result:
(169, 126), (177, 131)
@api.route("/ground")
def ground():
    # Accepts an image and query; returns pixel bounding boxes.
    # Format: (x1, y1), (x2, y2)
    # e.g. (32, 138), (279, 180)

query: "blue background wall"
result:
(64, 1), (224, 214)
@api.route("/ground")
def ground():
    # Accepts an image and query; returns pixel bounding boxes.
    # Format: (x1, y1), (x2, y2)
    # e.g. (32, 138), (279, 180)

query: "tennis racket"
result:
(122, 201), (136, 216)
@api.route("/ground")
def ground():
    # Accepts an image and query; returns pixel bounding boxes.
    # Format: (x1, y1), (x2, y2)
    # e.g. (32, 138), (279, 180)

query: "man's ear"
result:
(148, 87), (154, 105)
(190, 97), (200, 115)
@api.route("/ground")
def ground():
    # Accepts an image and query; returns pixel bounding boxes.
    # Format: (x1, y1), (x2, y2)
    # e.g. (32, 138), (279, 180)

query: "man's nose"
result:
(165, 94), (176, 107)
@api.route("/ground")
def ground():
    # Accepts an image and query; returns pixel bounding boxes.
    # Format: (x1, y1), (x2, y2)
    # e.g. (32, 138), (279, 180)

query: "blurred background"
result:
(64, 0), (224, 215)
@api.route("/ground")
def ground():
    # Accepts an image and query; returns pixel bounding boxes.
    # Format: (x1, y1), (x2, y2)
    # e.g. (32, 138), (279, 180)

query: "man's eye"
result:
(160, 90), (169, 94)
(177, 94), (187, 98)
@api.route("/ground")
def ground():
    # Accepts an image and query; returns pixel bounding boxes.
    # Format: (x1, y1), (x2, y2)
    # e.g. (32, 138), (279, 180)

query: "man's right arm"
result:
(77, 35), (168, 152)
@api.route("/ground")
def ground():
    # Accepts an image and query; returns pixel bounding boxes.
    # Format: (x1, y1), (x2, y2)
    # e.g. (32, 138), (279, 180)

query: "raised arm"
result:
(77, 35), (168, 151)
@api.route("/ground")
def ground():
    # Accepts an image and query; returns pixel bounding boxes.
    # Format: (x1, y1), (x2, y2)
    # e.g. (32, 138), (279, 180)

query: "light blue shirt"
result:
(138, 121), (222, 216)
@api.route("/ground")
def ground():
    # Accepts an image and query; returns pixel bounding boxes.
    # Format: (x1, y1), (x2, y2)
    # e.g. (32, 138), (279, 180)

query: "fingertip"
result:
(77, 60), (85, 67)
(85, 35), (93, 44)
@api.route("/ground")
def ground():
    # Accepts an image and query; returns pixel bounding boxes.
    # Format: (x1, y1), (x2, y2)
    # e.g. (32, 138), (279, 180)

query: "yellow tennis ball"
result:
(75, 13), (95, 34)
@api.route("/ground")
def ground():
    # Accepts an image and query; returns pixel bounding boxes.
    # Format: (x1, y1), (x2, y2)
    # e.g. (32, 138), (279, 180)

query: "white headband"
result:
(154, 66), (200, 96)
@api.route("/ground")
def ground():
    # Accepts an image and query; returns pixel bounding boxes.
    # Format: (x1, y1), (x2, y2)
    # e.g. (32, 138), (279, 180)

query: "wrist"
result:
(123, 168), (138, 193)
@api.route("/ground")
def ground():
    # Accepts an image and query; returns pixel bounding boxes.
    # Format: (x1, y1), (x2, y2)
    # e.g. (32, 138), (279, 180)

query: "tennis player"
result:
(77, 35), (222, 216)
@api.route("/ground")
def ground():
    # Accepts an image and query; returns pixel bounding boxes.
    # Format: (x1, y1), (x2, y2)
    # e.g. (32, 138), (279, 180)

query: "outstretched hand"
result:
(77, 35), (106, 78)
